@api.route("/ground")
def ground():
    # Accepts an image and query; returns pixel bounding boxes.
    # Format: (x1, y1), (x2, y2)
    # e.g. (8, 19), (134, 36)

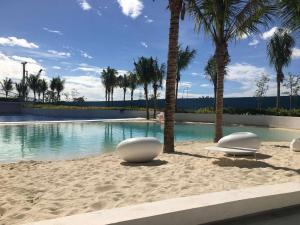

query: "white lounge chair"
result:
(117, 137), (162, 163)
(205, 132), (261, 160)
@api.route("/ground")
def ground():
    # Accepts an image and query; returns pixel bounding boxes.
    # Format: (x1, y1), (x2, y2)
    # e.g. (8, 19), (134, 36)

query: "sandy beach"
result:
(1, 141), (300, 225)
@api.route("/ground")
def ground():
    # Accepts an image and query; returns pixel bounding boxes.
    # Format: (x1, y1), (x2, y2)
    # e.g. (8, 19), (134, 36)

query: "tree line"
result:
(0, 73), (65, 103)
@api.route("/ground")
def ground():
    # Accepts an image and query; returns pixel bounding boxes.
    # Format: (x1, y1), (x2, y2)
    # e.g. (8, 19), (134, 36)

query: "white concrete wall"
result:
(22, 108), (147, 119)
(175, 113), (300, 130)
(25, 182), (300, 225)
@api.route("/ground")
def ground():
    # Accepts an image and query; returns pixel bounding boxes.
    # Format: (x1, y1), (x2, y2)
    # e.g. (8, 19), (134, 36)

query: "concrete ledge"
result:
(25, 182), (300, 225)
(175, 113), (300, 130)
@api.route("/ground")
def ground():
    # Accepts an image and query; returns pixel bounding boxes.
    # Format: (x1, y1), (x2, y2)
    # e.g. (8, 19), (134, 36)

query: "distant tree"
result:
(39, 79), (48, 103)
(134, 57), (155, 120)
(27, 74), (40, 101)
(15, 82), (29, 99)
(204, 56), (218, 110)
(128, 72), (138, 107)
(283, 73), (300, 109)
(267, 28), (295, 109)
(55, 77), (65, 102)
(254, 74), (270, 110)
(118, 74), (130, 102)
(176, 45), (196, 111)
(50, 78), (57, 102)
(1, 78), (13, 99)
(101, 67), (118, 103)
(152, 60), (165, 118)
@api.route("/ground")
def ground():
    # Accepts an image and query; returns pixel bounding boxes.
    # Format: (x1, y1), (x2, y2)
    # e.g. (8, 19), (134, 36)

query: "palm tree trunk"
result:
(214, 43), (227, 142)
(42, 92), (45, 103)
(290, 94), (292, 110)
(213, 85), (217, 111)
(131, 89), (134, 107)
(123, 89), (126, 102)
(5, 92), (8, 99)
(163, 1), (181, 153)
(34, 91), (36, 102)
(144, 85), (149, 120)
(153, 86), (157, 118)
(276, 77), (280, 110)
(175, 75), (179, 112)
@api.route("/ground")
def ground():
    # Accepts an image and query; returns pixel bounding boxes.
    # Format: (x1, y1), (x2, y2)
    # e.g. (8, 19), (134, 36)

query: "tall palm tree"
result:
(1, 78), (13, 99)
(152, 60), (165, 118)
(27, 74), (40, 101)
(163, 0), (188, 153)
(55, 77), (65, 102)
(278, 0), (300, 32)
(128, 72), (138, 106)
(189, 0), (274, 142)
(267, 28), (295, 109)
(15, 82), (29, 99)
(134, 57), (155, 120)
(103, 67), (118, 103)
(176, 45), (196, 111)
(39, 79), (48, 103)
(204, 56), (218, 109)
(101, 69), (110, 102)
(118, 74), (130, 102)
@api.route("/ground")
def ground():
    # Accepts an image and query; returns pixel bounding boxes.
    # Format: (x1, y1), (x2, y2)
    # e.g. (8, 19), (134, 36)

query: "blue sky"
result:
(0, 0), (299, 100)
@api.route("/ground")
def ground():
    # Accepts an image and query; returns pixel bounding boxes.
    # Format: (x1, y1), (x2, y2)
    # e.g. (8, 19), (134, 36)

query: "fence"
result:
(60, 96), (300, 110)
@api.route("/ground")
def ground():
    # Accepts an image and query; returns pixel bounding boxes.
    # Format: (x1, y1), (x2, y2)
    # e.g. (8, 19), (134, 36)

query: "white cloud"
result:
(52, 66), (61, 70)
(261, 27), (278, 40)
(0, 52), (44, 82)
(78, 0), (92, 11)
(81, 51), (93, 59)
(0, 37), (39, 48)
(292, 48), (300, 59)
(141, 42), (148, 48)
(225, 63), (277, 97)
(144, 15), (154, 23)
(179, 82), (192, 89)
(11, 55), (37, 64)
(43, 27), (63, 35)
(47, 50), (71, 58)
(200, 84), (209, 87)
(248, 39), (259, 46)
(117, 0), (144, 19)
(191, 72), (199, 76)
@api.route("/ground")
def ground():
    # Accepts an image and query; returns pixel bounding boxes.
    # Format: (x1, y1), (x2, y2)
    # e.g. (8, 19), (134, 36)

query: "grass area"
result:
(24, 103), (147, 111)
(178, 107), (300, 117)
(25, 104), (300, 117)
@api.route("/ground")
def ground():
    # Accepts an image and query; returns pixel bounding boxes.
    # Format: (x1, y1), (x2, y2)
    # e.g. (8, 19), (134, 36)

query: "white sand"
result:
(1, 141), (300, 225)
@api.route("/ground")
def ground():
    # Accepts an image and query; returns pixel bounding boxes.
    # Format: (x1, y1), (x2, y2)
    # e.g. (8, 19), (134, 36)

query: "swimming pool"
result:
(0, 121), (299, 162)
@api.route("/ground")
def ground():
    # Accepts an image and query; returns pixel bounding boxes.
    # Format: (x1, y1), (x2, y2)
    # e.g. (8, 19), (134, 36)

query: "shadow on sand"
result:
(120, 159), (168, 167)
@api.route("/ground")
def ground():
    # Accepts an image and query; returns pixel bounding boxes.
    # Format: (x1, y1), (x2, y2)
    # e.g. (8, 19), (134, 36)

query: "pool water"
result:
(0, 121), (299, 162)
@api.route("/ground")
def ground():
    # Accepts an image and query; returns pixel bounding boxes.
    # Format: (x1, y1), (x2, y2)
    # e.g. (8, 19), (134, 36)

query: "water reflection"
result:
(0, 122), (299, 163)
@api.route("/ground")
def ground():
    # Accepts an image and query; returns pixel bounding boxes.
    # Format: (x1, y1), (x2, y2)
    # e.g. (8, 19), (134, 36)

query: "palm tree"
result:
(55, 77), (65, 102)
(204, 56), (218, 109)
(128, 72), (138, 106)
(188, 0), (274, 142)
(134, 57), (155, 120)
(39, 79), (48, 103)
(278, 0), (300, 32)
(15, 82), (29, 99)
(152, 60), (165, 118)
(1, 78), (13, 99)
(27, 74), (40, 101)
(176, 45), (196, 111)
(267, 28), (295, 109)
(50, 77), (57, 102)
(118, 74), (130, 102)
(163, 0), (188, 153)
(103, 67), (118, 103)
(101, 69), (110, 102)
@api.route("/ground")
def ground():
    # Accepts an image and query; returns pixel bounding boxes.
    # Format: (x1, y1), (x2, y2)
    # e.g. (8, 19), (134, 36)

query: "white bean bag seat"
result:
(290, 138), (300, 152)
(117, 137), (162, 163)
(206, 132), (261, 156)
